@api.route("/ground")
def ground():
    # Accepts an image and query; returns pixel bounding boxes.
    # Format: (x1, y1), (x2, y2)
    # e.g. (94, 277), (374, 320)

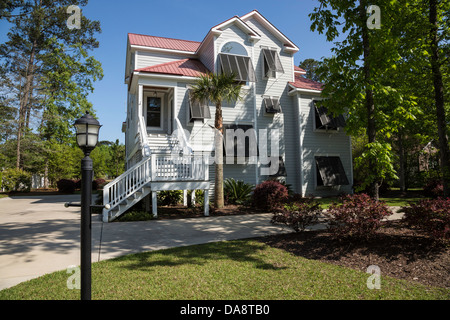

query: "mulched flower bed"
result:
(259, 220), (449, 289)
(155, 204), (264, 219)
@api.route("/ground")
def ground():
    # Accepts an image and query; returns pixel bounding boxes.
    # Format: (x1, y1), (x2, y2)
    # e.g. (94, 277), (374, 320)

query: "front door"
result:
(144, 92), (164, 131)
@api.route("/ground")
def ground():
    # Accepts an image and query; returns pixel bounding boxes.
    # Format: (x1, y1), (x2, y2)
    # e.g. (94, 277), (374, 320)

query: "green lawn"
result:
(1, 239), (447, 300)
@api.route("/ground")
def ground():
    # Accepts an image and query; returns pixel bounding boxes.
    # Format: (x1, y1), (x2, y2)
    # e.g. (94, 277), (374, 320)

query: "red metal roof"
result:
(128, 33), (201, 52)
(289, 73), (323, 91)
(294, 65), (306, 73)
(135, 59), (210, 77)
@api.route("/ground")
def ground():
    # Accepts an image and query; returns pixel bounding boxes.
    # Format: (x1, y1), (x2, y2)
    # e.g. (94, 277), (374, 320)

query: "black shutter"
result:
(313, 101), (346, 129)
(315, 156), (349, 186)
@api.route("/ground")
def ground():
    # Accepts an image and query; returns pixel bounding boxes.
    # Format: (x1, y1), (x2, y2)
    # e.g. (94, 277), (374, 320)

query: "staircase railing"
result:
(138, 116), (151, 157)
(173, 117), (192, 155)
(103, 154), (209, 213)
(103, 156), (152, 211)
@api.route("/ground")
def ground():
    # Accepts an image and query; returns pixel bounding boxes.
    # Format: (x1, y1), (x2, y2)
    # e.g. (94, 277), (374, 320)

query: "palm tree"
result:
(190, 72), (243, 208)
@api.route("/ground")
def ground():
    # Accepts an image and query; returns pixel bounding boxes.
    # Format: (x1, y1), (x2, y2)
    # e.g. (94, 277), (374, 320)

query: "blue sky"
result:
(1, 0), (340, 144)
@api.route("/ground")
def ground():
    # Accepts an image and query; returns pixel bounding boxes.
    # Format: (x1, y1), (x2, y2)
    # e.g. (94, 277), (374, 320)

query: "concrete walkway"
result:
(0, 195), (291, 291)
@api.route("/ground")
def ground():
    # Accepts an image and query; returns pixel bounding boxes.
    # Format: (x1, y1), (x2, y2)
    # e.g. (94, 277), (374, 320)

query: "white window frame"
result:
(261, 47), (283, 80)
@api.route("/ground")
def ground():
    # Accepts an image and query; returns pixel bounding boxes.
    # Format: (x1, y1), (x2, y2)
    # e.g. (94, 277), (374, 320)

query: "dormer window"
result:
(261, 47), (284, 79)
(219, 41), (256, 83)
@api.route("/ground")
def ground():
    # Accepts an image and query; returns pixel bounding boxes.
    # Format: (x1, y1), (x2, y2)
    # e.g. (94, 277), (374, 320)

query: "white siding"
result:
(197, 36), (215, 72)
(244, 17), (298, 192)
(299, 94), (353, 197)
(136, 50), (191, 69)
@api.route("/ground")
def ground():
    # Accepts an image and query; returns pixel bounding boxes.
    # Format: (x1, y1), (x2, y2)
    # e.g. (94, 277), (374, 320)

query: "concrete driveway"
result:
(0, 195), (290, 291)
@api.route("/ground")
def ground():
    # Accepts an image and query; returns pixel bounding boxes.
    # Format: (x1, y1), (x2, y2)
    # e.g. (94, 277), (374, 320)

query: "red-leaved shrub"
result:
(401, 198), (450, 242)
(93, 178), (107, 190)
(423, 179), (444, 198)
(327, 193), (392, 240)
(253, 180), (288, 211)
(56, 179), (76, 194)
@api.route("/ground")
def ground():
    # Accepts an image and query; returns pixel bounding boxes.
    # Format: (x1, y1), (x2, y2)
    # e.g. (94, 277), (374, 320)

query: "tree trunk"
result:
(16, 39), (37, 169)
(398, 132), (406, 192)
(429, 0), (450, 197)
(44, 158), (49, 189)
(359, 0), (379, 200)
(214, 102), (224, 208)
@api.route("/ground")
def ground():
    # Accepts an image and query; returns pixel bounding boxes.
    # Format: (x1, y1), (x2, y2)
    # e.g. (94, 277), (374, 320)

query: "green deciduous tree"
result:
(309, 0), (449, 198)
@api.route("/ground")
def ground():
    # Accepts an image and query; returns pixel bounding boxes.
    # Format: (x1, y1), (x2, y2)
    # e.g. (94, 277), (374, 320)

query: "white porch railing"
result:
(152, 155), (208, 181)
(138, 116), (151, 157)
(103, 154), (209, 220)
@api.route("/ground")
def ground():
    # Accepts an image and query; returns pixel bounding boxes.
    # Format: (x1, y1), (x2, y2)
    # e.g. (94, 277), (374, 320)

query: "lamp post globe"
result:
(74, 111), (102, 155)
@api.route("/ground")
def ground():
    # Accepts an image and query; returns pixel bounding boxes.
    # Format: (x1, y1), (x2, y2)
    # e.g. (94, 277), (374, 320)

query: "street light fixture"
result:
(74, 111), (102, 155)
(73, 111), (101, 300)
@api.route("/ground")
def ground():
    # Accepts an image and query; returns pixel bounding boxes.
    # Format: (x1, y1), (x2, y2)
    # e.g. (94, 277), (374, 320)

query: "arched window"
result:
(221, 41), (247, 56)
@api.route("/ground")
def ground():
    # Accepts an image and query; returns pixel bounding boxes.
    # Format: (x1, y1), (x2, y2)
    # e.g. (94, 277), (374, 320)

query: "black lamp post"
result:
(74, 111), (101, 300)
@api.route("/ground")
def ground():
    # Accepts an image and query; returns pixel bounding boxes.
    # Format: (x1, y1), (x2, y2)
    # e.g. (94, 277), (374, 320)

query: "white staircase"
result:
(103, 153), (209, 222)
(147, 133), (180, 153)
(102, 118), (209, 222)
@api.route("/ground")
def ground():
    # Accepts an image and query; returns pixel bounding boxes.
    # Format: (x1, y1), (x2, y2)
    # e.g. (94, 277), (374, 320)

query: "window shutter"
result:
(263, 96), (281, 113)
(262, 48), (284, 75)
(189, 90), (211, 121)
(315, 156), (349, 186)
(219, 53), (256, 82)
(314, 101), (346, 129)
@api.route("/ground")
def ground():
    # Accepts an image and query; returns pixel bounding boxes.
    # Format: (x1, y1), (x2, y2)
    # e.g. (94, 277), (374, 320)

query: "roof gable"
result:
(240, 10), (299, 53)
(210, 15), (261, 42)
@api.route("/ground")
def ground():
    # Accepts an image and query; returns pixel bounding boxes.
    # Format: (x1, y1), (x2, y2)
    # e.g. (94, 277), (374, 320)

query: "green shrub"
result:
(224, 178), (254, 205)
(271, 197), (322, 232)
(158, 190), (183, 206)
(1, 168), (32, 192)
(188, 189), (205, 207)
(117, 210), (154, 222)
